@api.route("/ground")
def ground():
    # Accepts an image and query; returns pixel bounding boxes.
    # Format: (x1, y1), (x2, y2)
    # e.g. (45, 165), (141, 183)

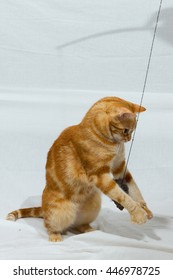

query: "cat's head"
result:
(82, 97), (146, 143)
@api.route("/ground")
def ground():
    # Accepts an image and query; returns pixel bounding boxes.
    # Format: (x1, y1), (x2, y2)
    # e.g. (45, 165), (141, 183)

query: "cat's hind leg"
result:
(43, 200), (78, 242)
(72, 190), (101, 234)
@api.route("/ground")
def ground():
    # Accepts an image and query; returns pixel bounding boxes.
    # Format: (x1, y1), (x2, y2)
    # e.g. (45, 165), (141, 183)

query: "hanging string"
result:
(122, 0), (163, 183)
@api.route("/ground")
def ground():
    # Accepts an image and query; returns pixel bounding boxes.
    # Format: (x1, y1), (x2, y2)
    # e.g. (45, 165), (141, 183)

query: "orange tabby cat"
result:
(7, 96), (153, 242)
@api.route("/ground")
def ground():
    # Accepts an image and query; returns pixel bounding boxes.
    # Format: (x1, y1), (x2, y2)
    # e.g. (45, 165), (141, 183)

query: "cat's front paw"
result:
(130, 205), (147, 224)
(140, 202), (153, 220)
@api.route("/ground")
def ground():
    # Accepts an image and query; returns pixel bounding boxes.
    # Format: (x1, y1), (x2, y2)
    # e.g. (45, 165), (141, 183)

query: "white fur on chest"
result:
(110, 143), (125, 170)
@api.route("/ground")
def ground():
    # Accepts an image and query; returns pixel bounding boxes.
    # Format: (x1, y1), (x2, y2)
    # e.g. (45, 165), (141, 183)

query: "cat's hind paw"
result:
(72, 224), (95, 234)
(49, 233), (63, 242)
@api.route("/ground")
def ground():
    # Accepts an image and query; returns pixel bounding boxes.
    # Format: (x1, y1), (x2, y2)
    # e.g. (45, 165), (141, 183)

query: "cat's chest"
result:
(97, 142), (124, 165)
(111, 143), (125, 162)
(109, 144), (125, 175)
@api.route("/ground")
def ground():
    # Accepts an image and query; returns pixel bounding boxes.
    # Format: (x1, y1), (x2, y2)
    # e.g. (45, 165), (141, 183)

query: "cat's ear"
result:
(118, 112), (136, 122)
(131, 103), (146, 113)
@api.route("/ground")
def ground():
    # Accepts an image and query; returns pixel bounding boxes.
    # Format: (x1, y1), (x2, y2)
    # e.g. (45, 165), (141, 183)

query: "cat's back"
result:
(46, 124), (80, 168)
(49, 124), (79, 151)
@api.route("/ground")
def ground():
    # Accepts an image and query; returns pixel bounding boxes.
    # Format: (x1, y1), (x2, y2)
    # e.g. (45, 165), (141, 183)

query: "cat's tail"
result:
(6, 207), (43, 221)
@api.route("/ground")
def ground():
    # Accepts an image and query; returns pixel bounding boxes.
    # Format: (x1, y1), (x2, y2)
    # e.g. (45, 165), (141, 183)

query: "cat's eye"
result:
(123, 129), (129, 135)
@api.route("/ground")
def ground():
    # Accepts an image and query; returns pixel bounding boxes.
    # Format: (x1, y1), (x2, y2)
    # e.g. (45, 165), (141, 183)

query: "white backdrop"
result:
(0, 0), (173, 259)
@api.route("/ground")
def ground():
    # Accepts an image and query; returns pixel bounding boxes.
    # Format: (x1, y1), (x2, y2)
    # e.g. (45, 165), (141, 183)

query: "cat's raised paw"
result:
(130, 206), (147, 224)
(140, 202), (153, 220)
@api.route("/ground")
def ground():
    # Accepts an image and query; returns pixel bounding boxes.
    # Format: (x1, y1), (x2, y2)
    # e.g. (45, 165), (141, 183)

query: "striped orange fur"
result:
(7, 207), (43, 221)
(7, 96), (153, 242)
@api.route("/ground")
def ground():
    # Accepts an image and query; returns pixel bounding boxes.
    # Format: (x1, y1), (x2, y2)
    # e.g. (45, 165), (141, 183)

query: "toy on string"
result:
(113, 179), (129, 210)
(112, 0), (163, 211)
